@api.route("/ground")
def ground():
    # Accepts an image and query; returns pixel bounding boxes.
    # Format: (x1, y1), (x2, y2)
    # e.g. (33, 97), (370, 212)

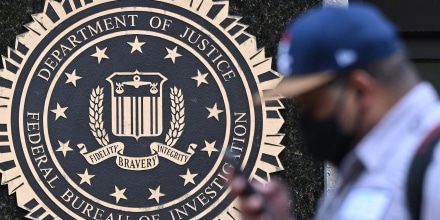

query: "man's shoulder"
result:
(414, 124), (440, 219)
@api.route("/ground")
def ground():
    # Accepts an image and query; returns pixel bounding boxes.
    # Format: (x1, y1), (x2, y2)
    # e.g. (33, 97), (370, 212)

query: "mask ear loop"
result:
(330, 75), (350, 118)
(349, 91), (367, 149)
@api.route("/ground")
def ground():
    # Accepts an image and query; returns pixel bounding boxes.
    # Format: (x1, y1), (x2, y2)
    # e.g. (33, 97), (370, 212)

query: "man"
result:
(230, 3), (440, 220)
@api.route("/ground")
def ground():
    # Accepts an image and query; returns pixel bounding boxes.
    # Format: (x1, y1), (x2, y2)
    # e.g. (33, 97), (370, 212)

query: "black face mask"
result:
(299, 86), (359, 167)
(300, 114), (356, 167)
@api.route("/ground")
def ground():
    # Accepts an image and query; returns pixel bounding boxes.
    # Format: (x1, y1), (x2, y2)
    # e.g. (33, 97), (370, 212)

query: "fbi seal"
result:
(0, 0), (284, 219)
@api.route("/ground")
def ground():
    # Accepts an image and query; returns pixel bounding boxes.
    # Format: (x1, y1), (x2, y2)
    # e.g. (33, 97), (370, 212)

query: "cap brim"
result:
(256, 71), (335, 103)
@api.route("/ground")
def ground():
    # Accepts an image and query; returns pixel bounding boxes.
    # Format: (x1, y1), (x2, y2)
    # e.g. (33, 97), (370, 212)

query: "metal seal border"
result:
(0, 0), (285, 219)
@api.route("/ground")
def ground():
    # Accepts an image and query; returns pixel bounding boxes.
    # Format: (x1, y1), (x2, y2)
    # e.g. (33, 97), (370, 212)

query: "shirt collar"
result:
(347, 82), (438, 172)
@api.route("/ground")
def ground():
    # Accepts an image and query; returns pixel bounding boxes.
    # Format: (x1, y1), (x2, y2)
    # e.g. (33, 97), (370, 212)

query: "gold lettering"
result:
(114, 15), (127, 28)
(61, 188), (75, 202)
(234, 112), (247, 123)
(27, 132), (41, 145)
(196, 193), (209, 206)
(162, 18), (172, 31)
(230, 113), (248, 156)
(222, 69), (236, 81)
(81, 203), (94, 217)
(46, 174), (59, 188)
(149, 16), (171, 31)
(37, 68), (51, 81)
(60, 43), (72, 56)
(204, 186), (217, 199)
(93, 208), (105, 220)
(40, 167), (52, 179)
(103, 18), (115, 31)
(34, 154), (47, 168)
(150, 16), (161, 29)
(44, 57), (58, 70)
(77, 27), (88, 40)
(67, 34), (82, 48)
(128, 14), (138, 27)
(51, 49), (63, 62)
(87, 21), (104, 36)
(31, 145), (44, 155)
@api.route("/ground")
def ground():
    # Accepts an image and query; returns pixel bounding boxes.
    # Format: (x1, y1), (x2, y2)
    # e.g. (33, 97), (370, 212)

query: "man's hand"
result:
(229, 175), (293, 220)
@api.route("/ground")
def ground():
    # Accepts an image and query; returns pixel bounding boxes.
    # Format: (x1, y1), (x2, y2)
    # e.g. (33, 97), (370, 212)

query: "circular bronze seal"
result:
(0, 0), (284, 219)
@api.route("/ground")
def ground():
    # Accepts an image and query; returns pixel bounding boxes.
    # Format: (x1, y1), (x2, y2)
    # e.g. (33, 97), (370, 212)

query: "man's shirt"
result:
(315, 82), (440, 220)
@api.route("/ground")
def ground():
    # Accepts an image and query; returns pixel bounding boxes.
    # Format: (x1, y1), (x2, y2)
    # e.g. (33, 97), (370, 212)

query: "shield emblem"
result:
(107, 71), (168, 139)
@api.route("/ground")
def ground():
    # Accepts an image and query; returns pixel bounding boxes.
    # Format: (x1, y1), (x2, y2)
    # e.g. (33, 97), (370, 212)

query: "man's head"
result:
(270, 3), (419, 165)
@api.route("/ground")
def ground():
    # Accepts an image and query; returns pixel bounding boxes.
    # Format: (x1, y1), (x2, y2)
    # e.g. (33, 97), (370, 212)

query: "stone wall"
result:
(0, 0), (323, 219)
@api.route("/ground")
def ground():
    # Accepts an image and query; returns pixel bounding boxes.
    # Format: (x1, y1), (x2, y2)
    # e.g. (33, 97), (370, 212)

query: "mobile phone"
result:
(225, 151), (269, 216)
(224, 152), (257, 196)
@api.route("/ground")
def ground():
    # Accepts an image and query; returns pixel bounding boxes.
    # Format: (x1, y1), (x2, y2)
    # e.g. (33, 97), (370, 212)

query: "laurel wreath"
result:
(165, 87), (185, 147)
(89, 86), (184, 147)
(89, 86), (109, 147)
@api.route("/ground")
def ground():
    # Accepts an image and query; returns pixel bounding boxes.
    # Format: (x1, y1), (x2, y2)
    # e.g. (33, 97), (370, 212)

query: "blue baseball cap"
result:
(266, 3), (403, 98)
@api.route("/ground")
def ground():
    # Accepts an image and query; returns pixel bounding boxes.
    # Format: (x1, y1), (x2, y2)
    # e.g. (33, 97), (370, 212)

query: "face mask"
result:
(299, 86), (359, 167)
(299, 114), (356, 166)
